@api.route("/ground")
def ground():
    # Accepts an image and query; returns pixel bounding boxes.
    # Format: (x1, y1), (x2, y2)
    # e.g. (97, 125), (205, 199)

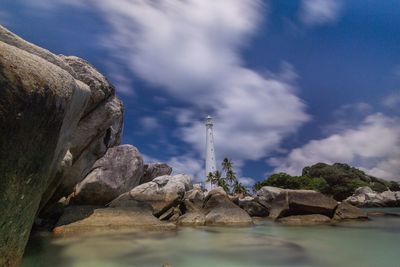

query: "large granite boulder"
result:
(269, 190), (338, 219)
(140, 163), (173, 184)
(238, 196), (270, 217)
(345, 187), (400, 207)
(177, 212), (206, 226)
(333, 202), (368, 221)
(257, 186), (284, 202)
(277, 214), (331, 225)
(176, 187), (206, 226)
(203, 187), (253, 226)
(0, 39), (90, 266)
(53, 204), (176, 237)
(355, 186), (374, 195)
(70, 145), (144, 205)
(110, 174), (193, 217)
(40, 56), (124, 212)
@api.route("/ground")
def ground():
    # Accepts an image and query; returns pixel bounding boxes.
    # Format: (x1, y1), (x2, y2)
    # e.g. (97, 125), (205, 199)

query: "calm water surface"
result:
(22, 208), (400, 267)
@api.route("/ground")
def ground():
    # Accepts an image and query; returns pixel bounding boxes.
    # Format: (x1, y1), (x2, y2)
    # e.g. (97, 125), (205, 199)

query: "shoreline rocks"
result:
(70, 145), (144, 205)
(203, 191), (253, 226)
(345, 186), (400, 207)
(110, 174), (193, 217)
(53, 205), (176, 237)
(268, 189), (338, 219)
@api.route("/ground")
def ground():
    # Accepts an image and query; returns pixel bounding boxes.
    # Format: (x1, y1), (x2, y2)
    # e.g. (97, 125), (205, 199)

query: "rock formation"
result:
(0, 27), (91, 267)
(344, 186), (400, 207)
(111, 174), (193, 217)
(140, 163), (173, 184)
(203, 188), (253, 226)
(254, 186), (368, 225)
(70, 145), (144, 205)
(238, 196), (270, 217)
(268, 189), (338, 219)
(53, 203), (176, 237)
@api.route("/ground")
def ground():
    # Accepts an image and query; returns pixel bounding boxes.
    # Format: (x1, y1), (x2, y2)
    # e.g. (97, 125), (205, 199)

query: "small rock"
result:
(140, 163), (173, 184)
(278, 214), (331, 225)
(333, 202), (368, 221)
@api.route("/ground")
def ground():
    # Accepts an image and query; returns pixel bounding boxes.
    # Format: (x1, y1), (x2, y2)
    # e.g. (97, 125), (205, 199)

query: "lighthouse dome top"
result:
(205, 115), (213, 125)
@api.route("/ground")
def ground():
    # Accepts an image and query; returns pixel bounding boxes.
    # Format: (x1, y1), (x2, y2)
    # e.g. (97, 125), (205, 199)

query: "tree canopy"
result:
(253, 162), (399, 201)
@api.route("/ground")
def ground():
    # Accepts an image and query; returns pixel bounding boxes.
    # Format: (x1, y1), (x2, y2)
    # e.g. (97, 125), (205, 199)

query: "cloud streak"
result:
(13, 0), (310, 180)
(270, 113), (400, 180)
(299, 0), (342, 26)
(89, 1), (310, 171)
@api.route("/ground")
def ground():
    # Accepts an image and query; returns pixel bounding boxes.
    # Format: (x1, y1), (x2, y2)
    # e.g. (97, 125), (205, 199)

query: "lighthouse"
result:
(205, 115), (217, 191)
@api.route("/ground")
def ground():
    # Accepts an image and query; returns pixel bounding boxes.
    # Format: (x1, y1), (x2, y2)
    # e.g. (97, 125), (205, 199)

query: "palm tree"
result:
(233, 181), (248, 196)
(206, 172), (215, 185)
(222, 158), (233, 173)
(217, 178), (230, 193)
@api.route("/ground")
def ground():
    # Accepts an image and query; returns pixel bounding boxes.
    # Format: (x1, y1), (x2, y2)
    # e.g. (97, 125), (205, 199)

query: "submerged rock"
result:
(53, 204), (176, 237)
(177, 212), (206, 226)
(277, 214), (331, 225)
(0, 37), (90, 266)
(333, 202), (368, 221)
(71, 145), (144, 205)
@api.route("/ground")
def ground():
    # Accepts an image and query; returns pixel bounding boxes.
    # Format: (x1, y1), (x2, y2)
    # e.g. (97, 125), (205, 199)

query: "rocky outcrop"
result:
(269, 189), (338, 219)
(53, 204), (176, 237)
(177, 212), (206, 226)
(238, 196), (270, 217)
(333, 202), (368, 221)
(0, 26), (126, 266)
(40, 55), (124, 212)
(0, 37), (90, 266)
(277, 214), (331, 225)
(203, 187), (253, 226)
(257, 186), (284, 202)
(110, 174), (193, 217)
(344, 186), (400, 207)
(140, 163), (173, 184)
(70, 145), (144, 205)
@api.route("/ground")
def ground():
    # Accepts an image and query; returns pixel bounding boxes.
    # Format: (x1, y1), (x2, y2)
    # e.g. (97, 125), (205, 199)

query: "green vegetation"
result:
(207, 158), (248, 195)
(253, 163), (399, 201)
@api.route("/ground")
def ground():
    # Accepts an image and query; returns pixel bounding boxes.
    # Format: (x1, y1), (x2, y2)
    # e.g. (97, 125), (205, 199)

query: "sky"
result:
(1, 0), (399, 186)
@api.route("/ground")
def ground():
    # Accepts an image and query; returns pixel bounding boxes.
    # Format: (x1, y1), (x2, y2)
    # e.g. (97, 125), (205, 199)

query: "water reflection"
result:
(22, 208), (400, 267)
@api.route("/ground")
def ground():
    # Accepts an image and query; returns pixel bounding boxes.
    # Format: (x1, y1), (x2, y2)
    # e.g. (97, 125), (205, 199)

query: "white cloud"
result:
(382, 92), (400, 110)
(142, 153), (204, 183)
(270, 113), (400, 180)
(139, 116), (160, 131)
(16, 1), (310, 182)
(85, 1), (310, 172)
(239, 177), (256, 188)
(322, 102), (373, 134)
(299, 0), (342, 26)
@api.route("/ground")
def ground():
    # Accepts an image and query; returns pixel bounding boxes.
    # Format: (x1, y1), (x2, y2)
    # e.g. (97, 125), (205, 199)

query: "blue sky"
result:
(1, 0), (399, 186)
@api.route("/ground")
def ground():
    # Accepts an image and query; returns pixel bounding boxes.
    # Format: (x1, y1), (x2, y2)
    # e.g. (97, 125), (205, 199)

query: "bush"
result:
(370, 182), (387, 193)
(389, 181), (400, 191)
(255, 163), (395, 201)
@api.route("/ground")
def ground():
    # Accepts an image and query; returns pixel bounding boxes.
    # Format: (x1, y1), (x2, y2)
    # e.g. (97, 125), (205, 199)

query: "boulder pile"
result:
(239, 186), (369, 225)
(345, 186), (400, 207)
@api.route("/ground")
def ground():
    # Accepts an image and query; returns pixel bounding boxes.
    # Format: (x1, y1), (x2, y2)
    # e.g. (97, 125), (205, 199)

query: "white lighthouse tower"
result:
(205, 115), (217, 191)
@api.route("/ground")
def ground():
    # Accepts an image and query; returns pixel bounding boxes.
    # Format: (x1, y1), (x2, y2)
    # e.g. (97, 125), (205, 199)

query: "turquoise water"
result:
(22, 208), (400, 267)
